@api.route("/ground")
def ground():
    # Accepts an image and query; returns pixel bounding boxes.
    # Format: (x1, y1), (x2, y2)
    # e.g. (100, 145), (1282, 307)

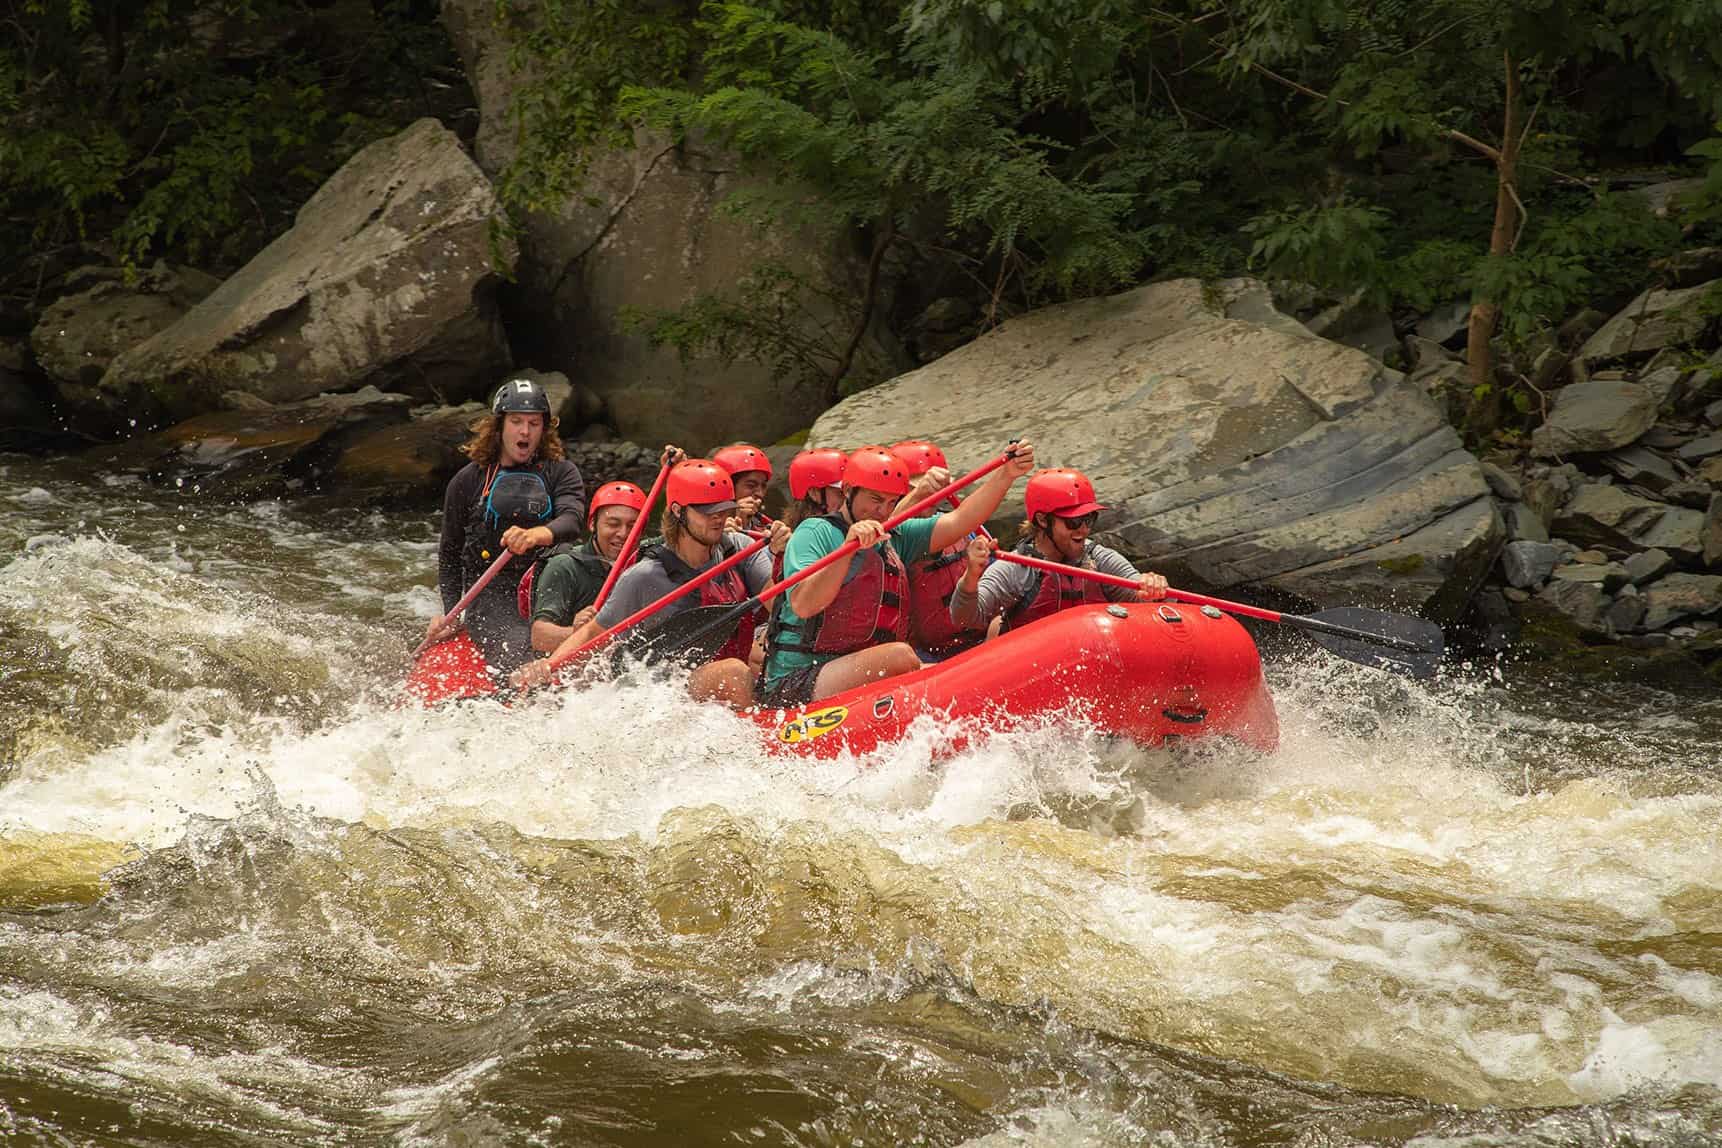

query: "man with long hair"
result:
(424, 377), (585, 672)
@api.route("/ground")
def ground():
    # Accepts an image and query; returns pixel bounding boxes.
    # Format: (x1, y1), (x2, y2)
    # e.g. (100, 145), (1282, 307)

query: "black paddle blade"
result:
(607, 604), (741, 669)
(1301, 607), (1445, 680)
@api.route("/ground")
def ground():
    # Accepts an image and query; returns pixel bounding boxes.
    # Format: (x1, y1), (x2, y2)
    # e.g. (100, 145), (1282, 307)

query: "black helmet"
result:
(491, 377), (552, 416)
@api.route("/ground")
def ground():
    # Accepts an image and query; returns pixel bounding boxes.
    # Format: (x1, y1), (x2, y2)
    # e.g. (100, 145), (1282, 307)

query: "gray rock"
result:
(1579, 282), (1717, 367)
(1624, 548), (1676, 585)
(1303, 290), (1398, 363)
(1415, 301), (1472, 348)
(1642, 425), (1693, 450)
(1621, 632), (1675, 650)
(1637, 365), (1688, 407)
(1665, 479), (1717, 509)
(1558, 309), (1608, 350)
(30, 262), (219, 392)
(88, 386), (415, 499)
(441, 0), (895, 450)
(1572, 549), (1611, 564)
(95, 120), (513, 426)
(1706, 398), (1722, 427)
(1530, 380), (1657, 458)
(1480, 461), (1523, 501)
(1503, 501), (1549, 543)
(1636, 505), (1709, 563)
(1502, 540), (1562, 588)
(1701, 457), (1722, 486)
(1706, 493), (1722, 568)
(809, 277), (1502, 623)
(1606, 584), (1647, 632)
(1669, 625), (1701, 639)
(1652, 246), (1722, 287)
(1636, 178), (1706, 218)
(1403, 335), (1453, 371)
(1676, 432), (1722, 462)
(1552, 484), (1669, 550)
(1537, 578), (1609, 636)
(1642, 573), (1722, 631)
(1599, 445), (1681, 492)
(1522, 464), (1580, 527)
(1503, 586), (1530, 603)
(1550, 562), (1631, 592)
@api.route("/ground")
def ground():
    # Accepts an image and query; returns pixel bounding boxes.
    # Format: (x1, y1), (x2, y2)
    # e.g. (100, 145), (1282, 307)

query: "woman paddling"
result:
(890, 439), (989, 663)
(758, 439), (1035, 707)
(423, 378), (585, 672)
(949, 467), (1165, 634)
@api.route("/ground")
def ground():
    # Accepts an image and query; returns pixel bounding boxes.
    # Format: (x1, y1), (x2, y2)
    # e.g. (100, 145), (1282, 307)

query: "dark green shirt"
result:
(531, 540), (610, 627)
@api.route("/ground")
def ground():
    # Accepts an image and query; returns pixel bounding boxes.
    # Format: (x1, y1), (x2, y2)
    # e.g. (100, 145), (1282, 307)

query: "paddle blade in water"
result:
(1303, 607), (1445, 679)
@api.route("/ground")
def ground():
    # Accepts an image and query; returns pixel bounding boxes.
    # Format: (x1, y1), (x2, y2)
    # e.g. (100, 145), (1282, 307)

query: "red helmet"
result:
(843, 446), (911, 497)
(1024, 468), (1106, 519)
(712, 443), (772, 480)
(788, 448), (847, 499)
(586, 480), (647, 529)
(666, 459), (738, 511)
(890, 440), (947, 476)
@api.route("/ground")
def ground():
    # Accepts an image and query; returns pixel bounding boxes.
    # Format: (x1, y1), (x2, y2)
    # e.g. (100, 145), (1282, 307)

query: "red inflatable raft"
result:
(404, 601), (1278, 757)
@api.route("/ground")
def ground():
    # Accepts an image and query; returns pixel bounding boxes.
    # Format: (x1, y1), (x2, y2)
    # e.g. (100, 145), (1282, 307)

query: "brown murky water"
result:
(2, 454), (1720, 1146)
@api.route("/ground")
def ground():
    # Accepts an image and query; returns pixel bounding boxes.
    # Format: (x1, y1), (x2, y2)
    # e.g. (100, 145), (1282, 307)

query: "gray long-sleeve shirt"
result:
(949, 542), (1142, 627)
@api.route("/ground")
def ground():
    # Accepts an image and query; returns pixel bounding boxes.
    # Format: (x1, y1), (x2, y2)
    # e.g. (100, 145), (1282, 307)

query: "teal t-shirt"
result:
(765, 515), (939, 685)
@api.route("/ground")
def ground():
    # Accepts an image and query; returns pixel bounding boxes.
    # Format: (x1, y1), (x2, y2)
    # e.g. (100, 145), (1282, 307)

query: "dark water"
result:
(2, 454), (1720, 1146)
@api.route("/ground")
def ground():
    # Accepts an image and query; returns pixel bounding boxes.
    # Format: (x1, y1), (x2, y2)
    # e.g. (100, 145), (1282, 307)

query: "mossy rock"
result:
(1511, 602), (1708, 688)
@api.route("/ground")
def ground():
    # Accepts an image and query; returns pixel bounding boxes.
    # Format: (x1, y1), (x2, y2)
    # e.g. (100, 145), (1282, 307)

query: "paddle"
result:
(591, 454), (673, 615)
(990, 548), (1445, 680)
(539, 532), (775, 677)
(410, 547), (515, 658)
(643, 449), (1020, 668)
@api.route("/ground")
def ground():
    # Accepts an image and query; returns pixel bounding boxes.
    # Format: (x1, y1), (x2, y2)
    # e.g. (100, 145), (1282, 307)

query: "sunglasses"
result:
(1055, 512), (1099, 530)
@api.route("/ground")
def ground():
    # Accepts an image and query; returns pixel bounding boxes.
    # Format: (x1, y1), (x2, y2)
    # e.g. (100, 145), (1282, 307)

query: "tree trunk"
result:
(828, 219), (895, 407)
(1465, 50), (1523, 396)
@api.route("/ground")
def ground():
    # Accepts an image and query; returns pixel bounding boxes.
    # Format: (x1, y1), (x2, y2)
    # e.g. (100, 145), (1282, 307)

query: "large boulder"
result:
(90, 119), (513, 427)
(324, 402), (485, 504)
(809, 278), (1503, 622)
(439, 0), (897, 450)
(30, 263), (219, 395)
(1530, 380), (1657, 458)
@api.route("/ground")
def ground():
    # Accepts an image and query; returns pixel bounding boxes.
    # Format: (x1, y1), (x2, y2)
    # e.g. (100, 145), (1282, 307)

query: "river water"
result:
(1, 453), (1719, 1146)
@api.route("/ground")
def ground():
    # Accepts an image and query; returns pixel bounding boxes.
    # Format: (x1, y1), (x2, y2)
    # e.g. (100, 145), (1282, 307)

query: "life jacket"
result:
(640, 535), (759, 664)
(517, 541), (609, 620)
(461, 464), (554, 593)
(1002, 538), (1107, 630)
(905, 535), (982, 653)
(768, 514), (909, 658)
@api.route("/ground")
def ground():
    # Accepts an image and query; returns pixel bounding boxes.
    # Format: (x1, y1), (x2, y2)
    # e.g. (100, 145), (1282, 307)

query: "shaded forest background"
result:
(8, 0), (1722, 441)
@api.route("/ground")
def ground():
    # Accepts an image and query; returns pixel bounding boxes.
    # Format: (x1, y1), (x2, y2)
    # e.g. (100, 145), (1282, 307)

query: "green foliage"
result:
(1241, 200), (1391, 298)
(1, 0), (458, 282)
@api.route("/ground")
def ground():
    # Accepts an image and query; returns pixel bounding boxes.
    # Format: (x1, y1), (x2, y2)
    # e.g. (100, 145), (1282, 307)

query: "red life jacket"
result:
(768, 514), (909, 658)
(1003, 540), (1108, 630)
(642, 537), (761, 664)
(906, 537), (983, 654)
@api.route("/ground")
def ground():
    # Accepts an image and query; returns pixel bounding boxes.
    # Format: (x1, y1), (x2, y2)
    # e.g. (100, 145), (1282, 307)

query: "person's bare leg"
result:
(810, 643), (920, 700)
(688, 658), (757, 706)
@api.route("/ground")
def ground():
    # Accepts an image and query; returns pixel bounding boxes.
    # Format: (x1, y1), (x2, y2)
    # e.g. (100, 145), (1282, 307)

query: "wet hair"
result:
(462, 412), (565, 467)
(659, 505), (684, 547)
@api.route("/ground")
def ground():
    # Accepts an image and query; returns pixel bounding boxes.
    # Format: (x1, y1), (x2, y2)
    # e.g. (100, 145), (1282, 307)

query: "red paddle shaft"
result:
(411, 547), (515, 658)
(591, 457), (673, 615)
(548, 533), (773, 671)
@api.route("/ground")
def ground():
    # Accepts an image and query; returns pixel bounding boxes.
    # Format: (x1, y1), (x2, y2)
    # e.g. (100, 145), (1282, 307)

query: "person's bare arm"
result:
(928, 439), (1035, 552)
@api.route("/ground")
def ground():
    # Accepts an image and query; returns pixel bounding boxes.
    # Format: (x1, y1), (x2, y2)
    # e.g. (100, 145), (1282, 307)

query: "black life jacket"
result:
(639, 536), (760, 663)
(461, 464), (555, 591)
